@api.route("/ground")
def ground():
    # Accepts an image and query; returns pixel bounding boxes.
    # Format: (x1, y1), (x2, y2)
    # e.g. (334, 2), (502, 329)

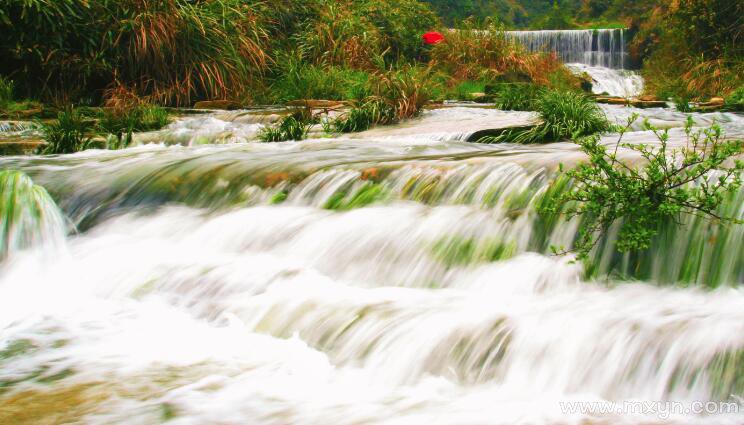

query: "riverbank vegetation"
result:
(0, 1), (577, 110)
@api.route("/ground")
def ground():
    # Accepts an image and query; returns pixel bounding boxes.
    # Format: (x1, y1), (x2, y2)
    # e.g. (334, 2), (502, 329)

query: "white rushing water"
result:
(507, 29), (644, 98)
(569, 63), (645, 98)
(0, 106), (743, 424)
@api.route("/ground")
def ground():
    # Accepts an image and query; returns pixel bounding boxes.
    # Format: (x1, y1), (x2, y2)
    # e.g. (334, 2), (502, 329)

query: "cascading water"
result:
(506, 29), (627, 69)
(0, 106), (743, 424)
(507, 28), (644, 98)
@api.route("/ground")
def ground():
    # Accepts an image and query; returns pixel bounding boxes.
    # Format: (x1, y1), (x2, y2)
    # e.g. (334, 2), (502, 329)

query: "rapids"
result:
(0, 105), (743, 424)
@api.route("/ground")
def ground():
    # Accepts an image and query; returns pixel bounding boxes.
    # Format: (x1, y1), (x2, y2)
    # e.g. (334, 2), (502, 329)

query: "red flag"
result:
(422, 31), (445, 45)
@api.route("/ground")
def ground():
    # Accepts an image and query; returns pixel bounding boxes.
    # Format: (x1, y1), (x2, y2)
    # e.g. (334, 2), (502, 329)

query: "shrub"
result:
(542, 117), (744, 259)
(329, 65), (431, 133)
(480, 90), (610, 144)
(39, 108), (94, 154)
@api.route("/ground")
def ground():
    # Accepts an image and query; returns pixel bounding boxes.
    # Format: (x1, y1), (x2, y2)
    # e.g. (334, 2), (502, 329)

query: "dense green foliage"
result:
(0, 0), (438, 105)
(635, 0), (743, 99)
(544, 117), (744, 259)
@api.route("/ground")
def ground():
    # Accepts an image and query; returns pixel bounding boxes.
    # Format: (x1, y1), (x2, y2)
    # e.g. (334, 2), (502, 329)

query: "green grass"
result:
(329, 98), (395, 133)
(39, 108), (95, 154)
(450, 80), (488, 100)
(479, 90), (611, 144)
(489, 83), (545, 111)
(259, 113), (313, 142)
(271, 61), (371, 102)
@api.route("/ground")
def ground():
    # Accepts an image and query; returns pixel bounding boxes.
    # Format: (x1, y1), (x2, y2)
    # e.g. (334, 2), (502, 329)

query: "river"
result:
(0, 102), (742, 424)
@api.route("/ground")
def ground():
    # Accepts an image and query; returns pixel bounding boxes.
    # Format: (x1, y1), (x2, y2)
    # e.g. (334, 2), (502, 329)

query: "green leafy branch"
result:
(542, 114), (744, 259)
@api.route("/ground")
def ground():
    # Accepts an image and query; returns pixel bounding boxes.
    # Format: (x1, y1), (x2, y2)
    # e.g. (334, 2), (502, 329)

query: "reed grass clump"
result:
(259, 113), (313, 142)
(39, 108), (95, 154)
(480, 90), (610, 144)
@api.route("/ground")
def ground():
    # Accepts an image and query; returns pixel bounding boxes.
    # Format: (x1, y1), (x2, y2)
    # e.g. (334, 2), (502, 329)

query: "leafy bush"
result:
(542, 117), (744, 259)
(259, 113), (313, 142)
(430, 20), (519, 81)
(481, 90), (610, 144)
(368, 65), (432, 121)
(39, 108), (94, 154)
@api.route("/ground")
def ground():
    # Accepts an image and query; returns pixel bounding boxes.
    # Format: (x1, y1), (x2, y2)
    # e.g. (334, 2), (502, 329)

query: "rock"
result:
(596, 97), (629, 105)
(639, 95), (659, 102)
(193, 100), (241, 110)
(631, 100), (668, 108)
(693, 97), (726, 112)
(469, 92), (488, 102)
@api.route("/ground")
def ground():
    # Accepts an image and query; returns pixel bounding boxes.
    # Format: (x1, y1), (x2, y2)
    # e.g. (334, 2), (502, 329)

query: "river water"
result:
(0, 104), (743, 424)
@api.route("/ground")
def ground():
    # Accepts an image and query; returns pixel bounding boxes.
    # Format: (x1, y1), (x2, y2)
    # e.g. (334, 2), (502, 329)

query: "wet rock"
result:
(193, 100), (242, 110)
(596, 97), (629, 105)
(694, 97), (726, 112)
(596, 97), (668, 108)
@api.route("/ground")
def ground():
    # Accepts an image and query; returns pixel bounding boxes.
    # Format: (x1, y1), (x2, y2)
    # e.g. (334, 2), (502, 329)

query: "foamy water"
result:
(0, 105), (743, 424)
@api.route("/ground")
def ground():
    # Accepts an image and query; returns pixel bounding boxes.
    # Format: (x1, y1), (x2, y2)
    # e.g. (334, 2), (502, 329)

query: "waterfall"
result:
(507, 28), (644, 98)
(506, 29), (629, 69)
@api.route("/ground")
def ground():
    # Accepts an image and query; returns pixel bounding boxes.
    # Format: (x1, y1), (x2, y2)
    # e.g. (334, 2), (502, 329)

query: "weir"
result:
(506, 28), (629, 69)
(506, 28), (644, 98)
